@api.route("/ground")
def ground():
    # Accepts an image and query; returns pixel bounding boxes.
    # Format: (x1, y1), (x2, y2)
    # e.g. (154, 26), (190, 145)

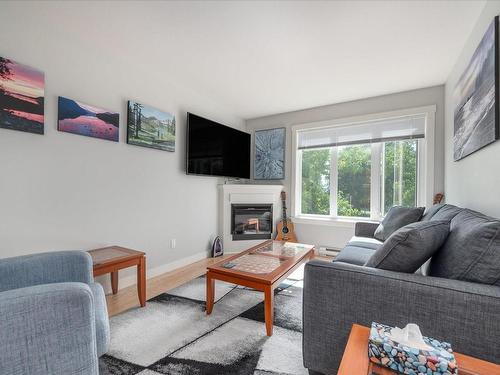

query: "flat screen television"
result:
(186, 113), (251, 178)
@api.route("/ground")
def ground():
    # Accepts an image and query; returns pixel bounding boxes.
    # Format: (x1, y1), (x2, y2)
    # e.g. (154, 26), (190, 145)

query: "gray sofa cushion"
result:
(429, 209), (500, 285)
(365, 221), (449, 272)
(428, 204), (463, 222)
(347, 236), (383, 250)
(421, 204), (445, 221)
(374, 206), (425, 241)
(335, 245), (376, 266)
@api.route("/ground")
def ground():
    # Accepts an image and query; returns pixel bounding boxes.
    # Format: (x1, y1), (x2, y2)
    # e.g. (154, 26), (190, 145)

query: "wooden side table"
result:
(88, 246), (146, 307)
(338, 324), (500, 375)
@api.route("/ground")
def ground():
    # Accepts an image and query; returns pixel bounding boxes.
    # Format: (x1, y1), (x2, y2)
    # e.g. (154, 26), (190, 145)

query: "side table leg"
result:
(111, 271), (118, 295)
(264, 285), (274, 336)
(206, 272), (215, 314)
(137, 256), (146, 307)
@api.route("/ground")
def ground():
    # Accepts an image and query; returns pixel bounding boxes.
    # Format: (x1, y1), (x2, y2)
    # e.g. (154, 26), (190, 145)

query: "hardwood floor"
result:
(105, 253), (332, 317)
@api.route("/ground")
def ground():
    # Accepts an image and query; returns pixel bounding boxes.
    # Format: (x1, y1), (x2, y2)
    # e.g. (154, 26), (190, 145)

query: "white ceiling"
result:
(144, 0), (486, 119)
(12, 1), (487, 120)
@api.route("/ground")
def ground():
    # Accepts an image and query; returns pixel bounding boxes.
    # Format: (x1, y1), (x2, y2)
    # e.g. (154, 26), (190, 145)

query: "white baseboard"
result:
(97, 250), (209, 295)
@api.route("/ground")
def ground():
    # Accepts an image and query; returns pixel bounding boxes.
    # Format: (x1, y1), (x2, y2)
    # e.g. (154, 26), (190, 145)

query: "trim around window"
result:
(290, 105), (436, 223)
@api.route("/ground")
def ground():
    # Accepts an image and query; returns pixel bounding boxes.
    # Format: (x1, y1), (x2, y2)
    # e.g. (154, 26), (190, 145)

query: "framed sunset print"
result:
(0, 56), (44, 134)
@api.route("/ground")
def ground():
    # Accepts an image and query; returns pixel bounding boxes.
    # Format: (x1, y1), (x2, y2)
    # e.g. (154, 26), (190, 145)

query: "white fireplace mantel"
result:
(218, 184), (283, 252)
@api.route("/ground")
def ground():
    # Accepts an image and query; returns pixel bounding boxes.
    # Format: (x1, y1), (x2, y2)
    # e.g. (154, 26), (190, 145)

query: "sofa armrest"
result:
(303, 260), (500, 374)
(0, 282), (98, 375)
(354, 222), (379, 238)
(0, 251), (93, 292)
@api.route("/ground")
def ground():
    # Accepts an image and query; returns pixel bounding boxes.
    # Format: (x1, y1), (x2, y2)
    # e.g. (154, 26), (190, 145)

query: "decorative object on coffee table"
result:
(88, 246), (146, 307)
(368, 322), (457, 374)
(206, 240), (314, 336)
(338, 324), (500, 375)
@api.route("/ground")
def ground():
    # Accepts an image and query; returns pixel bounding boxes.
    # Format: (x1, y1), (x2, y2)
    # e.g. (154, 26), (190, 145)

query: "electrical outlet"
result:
(170, 239), (176, 249)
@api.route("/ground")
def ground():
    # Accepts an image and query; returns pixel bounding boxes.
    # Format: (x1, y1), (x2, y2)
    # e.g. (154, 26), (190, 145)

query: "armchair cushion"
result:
(0, 251), (93, 292)
(0, 282), (99, 375)
(89, 282), (110, 356)
(365, 221), (449, 272)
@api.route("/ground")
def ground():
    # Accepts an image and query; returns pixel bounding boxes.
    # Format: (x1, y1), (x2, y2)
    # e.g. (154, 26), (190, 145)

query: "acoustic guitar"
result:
(275, 191), (298, 242)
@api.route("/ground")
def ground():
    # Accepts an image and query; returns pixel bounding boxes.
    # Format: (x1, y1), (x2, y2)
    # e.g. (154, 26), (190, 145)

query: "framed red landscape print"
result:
(58, 96), (119, 142)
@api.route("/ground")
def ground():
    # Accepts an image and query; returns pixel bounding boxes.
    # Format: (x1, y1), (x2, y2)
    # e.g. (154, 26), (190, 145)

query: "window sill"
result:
(292, 215), (379, 228)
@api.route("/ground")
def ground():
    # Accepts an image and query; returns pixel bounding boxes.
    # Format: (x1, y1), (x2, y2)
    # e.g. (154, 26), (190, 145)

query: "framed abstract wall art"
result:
(127, 101), (176, 151)
(58, 96), (119, 142)
(453, 16), (499, 161)
(254, 127), (285, 180)
(0, 56), (44, 134)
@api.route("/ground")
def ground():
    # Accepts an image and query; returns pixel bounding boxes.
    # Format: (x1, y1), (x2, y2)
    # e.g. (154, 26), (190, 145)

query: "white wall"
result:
(246, 86), (445, 249)
(0, 2), (245, 291)
(444, 0), (500, 217)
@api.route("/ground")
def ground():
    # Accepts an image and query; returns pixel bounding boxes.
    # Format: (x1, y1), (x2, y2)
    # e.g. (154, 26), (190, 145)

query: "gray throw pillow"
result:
(374, 206), (425, 241)
(365, 221), (450, 272)
(429, 209), (500, 285)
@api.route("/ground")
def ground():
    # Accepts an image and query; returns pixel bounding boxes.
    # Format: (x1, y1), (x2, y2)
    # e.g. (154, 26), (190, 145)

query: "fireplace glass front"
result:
(231, 204), (273, 240)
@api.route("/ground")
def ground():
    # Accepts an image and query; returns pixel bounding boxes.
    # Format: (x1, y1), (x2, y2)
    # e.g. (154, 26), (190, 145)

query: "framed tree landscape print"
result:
(0, 56), (44, 134)
(127, 101), (175, 152)
(254, 127), (285, 180)
(453, 16), (499, 161)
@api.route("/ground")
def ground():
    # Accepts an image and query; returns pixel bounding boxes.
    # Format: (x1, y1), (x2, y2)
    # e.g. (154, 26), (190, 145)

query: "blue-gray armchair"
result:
(0, 251), (110, 375)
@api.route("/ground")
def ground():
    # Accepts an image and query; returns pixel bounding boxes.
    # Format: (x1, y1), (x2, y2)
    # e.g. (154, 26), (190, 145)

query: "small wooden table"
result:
(338, 324), (500, 375)
(206, 240), (314, 336)
(88, 246), (146, 307)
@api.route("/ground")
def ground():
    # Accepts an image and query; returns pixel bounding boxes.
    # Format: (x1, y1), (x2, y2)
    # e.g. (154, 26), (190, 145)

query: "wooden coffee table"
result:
(205, 240), (314, 336)
(88, 246), (146, 307)
(338, 324), (500, 375)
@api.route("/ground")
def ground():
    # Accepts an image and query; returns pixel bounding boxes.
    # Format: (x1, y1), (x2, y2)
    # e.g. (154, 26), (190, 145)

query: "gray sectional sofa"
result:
(303, 204), (500, 374)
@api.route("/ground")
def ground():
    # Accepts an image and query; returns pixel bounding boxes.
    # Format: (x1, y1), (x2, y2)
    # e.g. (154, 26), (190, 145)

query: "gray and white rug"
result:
(99, 266), (307, 375)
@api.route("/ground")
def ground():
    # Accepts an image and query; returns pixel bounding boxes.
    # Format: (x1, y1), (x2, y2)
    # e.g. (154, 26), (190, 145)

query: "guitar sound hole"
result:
(282, 227), (289, 234)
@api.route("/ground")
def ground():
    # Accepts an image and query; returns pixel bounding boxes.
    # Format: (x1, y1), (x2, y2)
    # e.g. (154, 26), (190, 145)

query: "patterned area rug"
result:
(99, 266), (307, 375)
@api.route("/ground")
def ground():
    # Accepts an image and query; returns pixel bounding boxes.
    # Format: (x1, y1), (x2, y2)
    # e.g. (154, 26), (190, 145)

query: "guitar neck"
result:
(281, 201), (287, 224)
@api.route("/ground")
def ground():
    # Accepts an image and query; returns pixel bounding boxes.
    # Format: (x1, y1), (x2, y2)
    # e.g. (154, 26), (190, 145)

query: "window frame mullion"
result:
(329, 147), (338, 217)
(370, 143), (382, 221)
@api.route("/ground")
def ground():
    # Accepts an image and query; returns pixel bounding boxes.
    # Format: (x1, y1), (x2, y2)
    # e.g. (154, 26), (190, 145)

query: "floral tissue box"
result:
(368, 322), (457, 375)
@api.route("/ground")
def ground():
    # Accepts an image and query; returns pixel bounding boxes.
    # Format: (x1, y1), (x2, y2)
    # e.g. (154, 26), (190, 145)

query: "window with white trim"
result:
(294, 112), (429, 221)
